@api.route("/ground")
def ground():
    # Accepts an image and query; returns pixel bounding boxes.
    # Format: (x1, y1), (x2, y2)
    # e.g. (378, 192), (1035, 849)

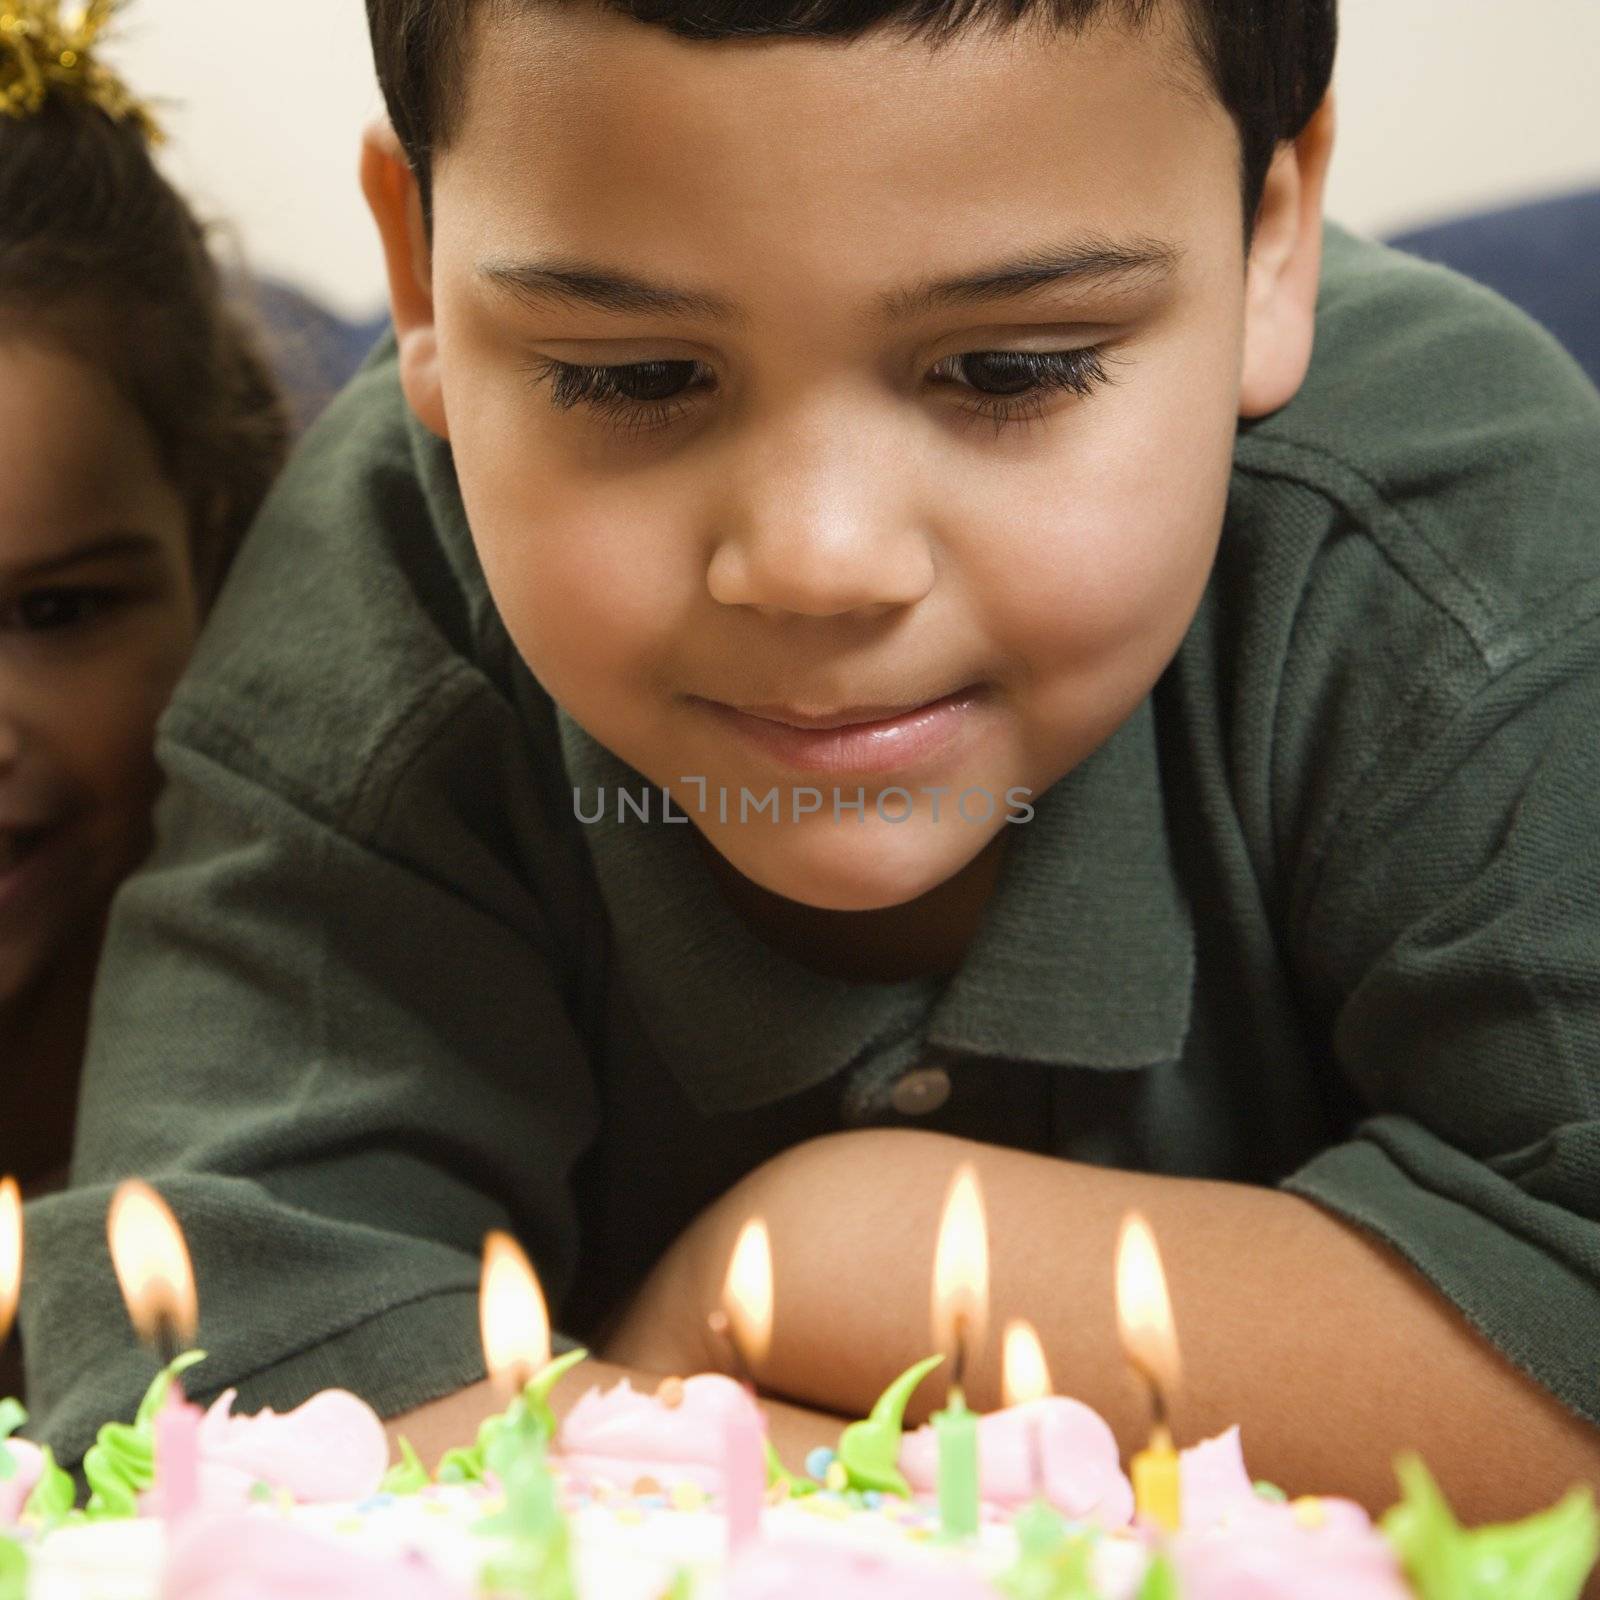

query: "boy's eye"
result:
(0, 586), (126, 633)
(521, 345), (1122, 439)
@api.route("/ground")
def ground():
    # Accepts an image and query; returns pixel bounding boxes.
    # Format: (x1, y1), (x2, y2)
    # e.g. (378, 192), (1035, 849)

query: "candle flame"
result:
(722, 1218), (773, 1366)
(1001, 1318), (1052, 1408)
(931, 1162), (989, 1372)
(479, 1230), (551, 1390)
(107, 1180), (198, 1346)
(1114, 1212), (1180, 1404)
(0, 1175), (20, 1346)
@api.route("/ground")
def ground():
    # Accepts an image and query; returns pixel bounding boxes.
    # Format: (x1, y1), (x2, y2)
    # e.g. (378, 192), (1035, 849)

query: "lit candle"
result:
(476, 1230), (576, 1595)
(1114, 1213), (1182, 1534)
(0, 1177), (18, 1353)
(1002, 1319), (1053, 1510)
(930, 1164), (988, 1541)
(999, 1331), (1077, 1597)
(107, 1180), (203, 1527)
(1, 1176), (21, 1483)
(480, 1230), (552, 1444)
(707, 1218), (772, 1555)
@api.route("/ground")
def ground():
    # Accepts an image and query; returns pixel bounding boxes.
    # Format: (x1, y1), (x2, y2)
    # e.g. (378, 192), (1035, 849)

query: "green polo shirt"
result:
(18, 219), (1600, 1468)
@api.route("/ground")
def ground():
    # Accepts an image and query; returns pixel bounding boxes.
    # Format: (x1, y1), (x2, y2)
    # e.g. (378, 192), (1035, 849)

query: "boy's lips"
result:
(725, 691), (976, 730)
(691, 684), (990, 777)
(704, 678), (979, 729)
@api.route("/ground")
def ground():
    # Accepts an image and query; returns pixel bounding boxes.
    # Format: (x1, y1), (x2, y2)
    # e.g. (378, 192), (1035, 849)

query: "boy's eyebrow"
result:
(479, 232), (1185, 327)
(0, 532), (163, 581)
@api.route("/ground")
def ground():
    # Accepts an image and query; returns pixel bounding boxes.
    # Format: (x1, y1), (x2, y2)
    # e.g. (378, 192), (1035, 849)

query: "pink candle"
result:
(156, 1379), (203, 1524)
(723, 1395), (766, 1554)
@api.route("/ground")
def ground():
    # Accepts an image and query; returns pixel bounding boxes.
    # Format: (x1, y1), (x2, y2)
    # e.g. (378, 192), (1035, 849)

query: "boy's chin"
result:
(700, 813), (1001, 915)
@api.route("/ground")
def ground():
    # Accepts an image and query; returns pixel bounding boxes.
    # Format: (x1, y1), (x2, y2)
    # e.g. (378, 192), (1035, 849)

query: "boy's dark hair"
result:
(368, 0), (1336, 250)
(0, 98), (291, 608)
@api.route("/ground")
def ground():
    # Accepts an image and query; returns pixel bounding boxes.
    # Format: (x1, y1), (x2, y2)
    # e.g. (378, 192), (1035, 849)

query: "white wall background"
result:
(108, 0), (1600, 321)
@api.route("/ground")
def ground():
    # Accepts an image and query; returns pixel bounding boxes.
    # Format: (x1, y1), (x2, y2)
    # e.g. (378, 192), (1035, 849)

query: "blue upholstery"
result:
(1382, 186), (1600, 391)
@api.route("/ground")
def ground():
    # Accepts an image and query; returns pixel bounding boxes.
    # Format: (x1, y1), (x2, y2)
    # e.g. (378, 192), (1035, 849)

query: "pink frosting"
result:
(160, 1511), (467, 1600)
(140, 1387), (390, 1514)
(1172, 1427), (1409, 1599)
(555, 1374), (763, 1493)
(0, 1438), (44, 1526)
(1174, 1513), (1412, 1599)
(1180, 1425), (1271, 1529)
(899, 1397), (1135, 1527)
(1179, 1427), (1367, 1534)
(729, 1538), (997, 1600)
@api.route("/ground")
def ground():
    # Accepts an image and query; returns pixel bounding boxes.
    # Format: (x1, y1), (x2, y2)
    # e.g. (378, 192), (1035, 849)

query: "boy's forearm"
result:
(604, 1128), (1600, 1527)
(383, 1357), (846, 1480)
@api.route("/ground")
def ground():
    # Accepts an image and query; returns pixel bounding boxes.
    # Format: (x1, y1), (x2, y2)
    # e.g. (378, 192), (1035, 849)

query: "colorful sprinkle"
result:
(1293, 1497), (1326, 1529)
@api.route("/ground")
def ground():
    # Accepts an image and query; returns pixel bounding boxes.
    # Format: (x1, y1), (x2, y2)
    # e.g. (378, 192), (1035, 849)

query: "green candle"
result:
(934, 1387), (980, 1540)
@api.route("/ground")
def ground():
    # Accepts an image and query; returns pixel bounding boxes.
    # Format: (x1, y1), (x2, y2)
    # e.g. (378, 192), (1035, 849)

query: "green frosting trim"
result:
(437, 1413), (503, 1486)
(21, 1446), (76, 1528)
(436, 1351), (588, 1486)
(1134, 1554), (1180, 1600)
(475, 1432), (577, 1600)
(84, 1350), (207, 1521)
(998, 1502), (1099, 1600)
(0, 1400), (24, 1482)
(0, 1535), (27, 1600)
(1381, 1453), (1600, 1600)
(1252, 1480), (1287, 1503)
(521, 1349), (588, 1439)
(381, 1436), (431, 1496)
(837, 1353), (944, 1496)
(763, 1437), (817, 1498)
(661, 1567), (695, 1600)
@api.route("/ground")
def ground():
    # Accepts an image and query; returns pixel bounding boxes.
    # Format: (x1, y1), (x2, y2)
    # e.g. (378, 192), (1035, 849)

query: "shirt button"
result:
(889, 1066), (952, 1117)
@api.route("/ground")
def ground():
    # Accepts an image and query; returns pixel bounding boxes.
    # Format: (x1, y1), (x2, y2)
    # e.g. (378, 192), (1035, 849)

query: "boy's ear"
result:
(360, 119), (450, 440)
(1238, 89), (1337, 421)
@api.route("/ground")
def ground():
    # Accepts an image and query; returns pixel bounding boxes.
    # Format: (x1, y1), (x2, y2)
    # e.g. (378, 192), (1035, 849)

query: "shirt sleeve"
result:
(1280, 607), (1600, 1427)
(17, 359), (601, 1469)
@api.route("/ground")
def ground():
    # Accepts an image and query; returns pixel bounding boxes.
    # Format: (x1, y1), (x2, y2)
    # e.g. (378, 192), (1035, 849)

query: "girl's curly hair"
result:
(0, 93), (290, 606)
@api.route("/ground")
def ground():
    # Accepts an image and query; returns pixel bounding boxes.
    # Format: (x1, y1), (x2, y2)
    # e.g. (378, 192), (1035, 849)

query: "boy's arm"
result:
(605, 1128), (1600, 1528)
(386, 1357), (846, 1476)
(17, 349), (601, 1468)
(608, 513), (1600, 1537)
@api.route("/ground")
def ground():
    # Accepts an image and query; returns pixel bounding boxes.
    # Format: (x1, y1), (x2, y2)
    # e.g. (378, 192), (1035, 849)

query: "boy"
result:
(20, 0), (1600, 1527)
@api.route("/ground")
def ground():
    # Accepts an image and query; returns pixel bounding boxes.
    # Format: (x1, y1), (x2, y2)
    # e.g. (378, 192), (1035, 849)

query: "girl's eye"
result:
(521, 345), (1122, 438)
(0, 587), (125, 633)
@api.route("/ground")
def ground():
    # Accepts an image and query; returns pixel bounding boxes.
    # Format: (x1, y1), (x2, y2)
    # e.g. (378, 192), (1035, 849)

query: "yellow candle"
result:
(1131, 1423), (1181, 1532)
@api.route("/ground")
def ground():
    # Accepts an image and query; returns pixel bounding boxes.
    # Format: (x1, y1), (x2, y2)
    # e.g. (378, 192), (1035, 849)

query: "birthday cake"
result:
(5, 1357), (1599, 1600)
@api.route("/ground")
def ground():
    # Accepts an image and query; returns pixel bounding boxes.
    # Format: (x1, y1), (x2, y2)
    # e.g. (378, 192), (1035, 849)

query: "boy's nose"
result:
(706, 531), (935, 617)
(706, 504), (937, 617)
(703, 400), (940, 616)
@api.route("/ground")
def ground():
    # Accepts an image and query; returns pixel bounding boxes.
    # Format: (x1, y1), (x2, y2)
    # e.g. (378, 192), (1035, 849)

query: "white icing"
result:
(19, 1483), (1151, 1600)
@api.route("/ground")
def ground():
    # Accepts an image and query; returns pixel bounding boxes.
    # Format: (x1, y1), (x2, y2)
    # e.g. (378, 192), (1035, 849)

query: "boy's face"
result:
(384, 2), (1328, 917)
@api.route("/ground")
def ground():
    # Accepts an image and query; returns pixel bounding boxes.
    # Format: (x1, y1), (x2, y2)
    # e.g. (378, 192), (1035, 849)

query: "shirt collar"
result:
(556, 695), (1193, 1116)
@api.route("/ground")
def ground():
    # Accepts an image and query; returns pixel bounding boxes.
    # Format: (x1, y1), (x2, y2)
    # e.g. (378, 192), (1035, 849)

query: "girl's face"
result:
(0, 339), (200, 1011)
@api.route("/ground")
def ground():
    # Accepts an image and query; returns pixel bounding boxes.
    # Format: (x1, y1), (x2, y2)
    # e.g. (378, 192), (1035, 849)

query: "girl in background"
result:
(0, 0), (289, 1370)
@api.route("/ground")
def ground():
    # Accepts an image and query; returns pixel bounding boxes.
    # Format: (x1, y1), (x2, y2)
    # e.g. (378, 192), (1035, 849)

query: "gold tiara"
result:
(1, 0), (163, 141)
